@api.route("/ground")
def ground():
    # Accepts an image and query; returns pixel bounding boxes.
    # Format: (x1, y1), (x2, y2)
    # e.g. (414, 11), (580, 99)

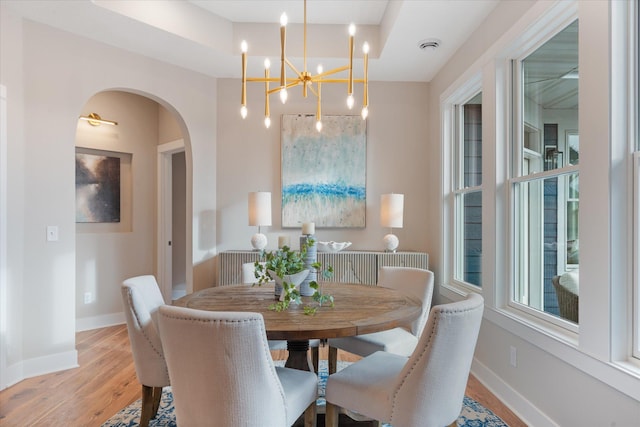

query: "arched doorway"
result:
(75, 90), (192, 330)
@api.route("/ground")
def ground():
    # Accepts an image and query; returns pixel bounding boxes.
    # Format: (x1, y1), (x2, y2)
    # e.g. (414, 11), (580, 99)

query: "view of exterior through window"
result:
(512, 20), (579, 323)
(454, 93), (482, 287)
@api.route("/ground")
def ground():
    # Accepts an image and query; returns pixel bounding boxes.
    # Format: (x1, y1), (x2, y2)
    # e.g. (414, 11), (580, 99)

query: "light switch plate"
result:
(46, 226), (59, 241)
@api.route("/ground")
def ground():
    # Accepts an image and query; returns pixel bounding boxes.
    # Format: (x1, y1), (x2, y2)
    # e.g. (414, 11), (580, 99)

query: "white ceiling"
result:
(4, 0), (500, 82)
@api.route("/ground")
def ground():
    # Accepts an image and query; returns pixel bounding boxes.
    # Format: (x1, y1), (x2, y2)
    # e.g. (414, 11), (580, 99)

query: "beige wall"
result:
(0, 7), (217, 386)
(216, 80), (430, 256)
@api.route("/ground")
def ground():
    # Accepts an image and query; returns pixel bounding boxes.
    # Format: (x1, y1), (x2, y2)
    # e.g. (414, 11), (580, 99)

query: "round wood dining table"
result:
(173, 282), (422, 371)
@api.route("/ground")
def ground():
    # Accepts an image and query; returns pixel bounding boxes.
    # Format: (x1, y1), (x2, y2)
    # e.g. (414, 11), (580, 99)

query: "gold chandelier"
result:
(240, 0), (369, 131)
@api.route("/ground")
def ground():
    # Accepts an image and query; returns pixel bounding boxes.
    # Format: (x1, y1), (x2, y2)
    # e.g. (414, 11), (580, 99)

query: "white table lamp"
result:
(248, 191), (272, 250)
(380, 193), (404, 252)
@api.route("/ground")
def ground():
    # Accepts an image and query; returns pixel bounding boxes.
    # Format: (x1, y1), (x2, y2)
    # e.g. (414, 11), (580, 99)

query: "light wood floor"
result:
(0, 324), (526, 427)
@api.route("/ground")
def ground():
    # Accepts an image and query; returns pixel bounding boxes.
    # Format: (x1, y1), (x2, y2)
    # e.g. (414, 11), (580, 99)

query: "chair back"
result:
(121, 275), (170, 387)
(377, 266), (434, 337)
(391, 293), (484, 427)
(158, 305), (289, 426)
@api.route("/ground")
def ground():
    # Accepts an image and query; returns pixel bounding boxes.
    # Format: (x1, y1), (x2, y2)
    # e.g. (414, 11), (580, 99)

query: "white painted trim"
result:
(0, 84), (8, 390)
(75, 312), (125, 332)
(157, 139), (185, 304)
(1, 361), (24, 390)
(471, 358), (558, 427)
(484, 307), (640, 402)
(21, 349), (78, 380)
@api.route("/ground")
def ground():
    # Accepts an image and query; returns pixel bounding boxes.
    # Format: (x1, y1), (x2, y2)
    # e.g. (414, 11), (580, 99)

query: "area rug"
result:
(103, 361), (508, 427)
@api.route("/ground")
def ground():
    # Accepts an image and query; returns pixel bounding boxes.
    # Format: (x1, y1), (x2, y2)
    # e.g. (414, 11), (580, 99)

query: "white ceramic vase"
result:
(268, 269), (310, 300)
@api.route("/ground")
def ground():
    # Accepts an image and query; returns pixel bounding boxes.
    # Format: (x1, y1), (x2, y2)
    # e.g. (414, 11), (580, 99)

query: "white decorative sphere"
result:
(383, 233), (399, 252)
(251, 233), (268, 250)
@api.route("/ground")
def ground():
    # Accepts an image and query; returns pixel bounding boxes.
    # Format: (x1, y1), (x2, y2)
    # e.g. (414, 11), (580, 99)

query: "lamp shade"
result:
(380, 193), (404, 228)
(248, 192), (272, 226)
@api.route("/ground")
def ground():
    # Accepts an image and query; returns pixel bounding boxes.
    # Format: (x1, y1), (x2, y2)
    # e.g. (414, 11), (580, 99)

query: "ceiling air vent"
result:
(418, 39), (441, 50)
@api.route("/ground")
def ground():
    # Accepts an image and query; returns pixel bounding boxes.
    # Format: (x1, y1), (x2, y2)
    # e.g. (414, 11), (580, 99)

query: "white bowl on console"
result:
(317, 241), (352, 253)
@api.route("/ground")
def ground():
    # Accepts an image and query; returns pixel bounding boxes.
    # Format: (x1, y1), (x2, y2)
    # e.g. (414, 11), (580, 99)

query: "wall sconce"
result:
(248, 191), (272, 250)
(380, 193), (404, 252)
(79, 113), (118, 126)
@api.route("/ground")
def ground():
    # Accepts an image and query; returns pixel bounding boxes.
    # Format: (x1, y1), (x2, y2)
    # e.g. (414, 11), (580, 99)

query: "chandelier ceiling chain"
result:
(240, 0), (369, 130)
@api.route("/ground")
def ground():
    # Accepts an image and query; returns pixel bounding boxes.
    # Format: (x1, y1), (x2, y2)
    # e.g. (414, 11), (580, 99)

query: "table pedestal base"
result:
(285, 340), (314, 371)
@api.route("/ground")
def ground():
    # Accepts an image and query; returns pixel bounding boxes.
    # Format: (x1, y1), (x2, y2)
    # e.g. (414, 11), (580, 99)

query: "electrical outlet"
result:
(84, 292), (92, 304)
(510, 346), (517, 367)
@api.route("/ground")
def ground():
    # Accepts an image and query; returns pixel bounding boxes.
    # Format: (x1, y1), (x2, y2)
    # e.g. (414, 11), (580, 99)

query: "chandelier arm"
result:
(313, 78), (367, 84)
(307, 85), (319, 97)
(312, 65), (350, 79)
(266, 80), (303, 96)
(246, 77), (281, 83)
(284, 59), (304, 80)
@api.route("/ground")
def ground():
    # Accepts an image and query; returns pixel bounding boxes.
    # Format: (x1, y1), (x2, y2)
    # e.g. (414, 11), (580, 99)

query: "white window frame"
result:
(634, 153), (640, 359)
(632, 0), (640, 360)
(507, 17), (581, 330)
(453, 96), (483, 289)
(442, 73), (483, 294)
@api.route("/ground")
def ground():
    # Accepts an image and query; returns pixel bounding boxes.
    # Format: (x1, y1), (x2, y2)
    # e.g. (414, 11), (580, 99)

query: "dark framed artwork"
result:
(75, 149), (121, 223)
(281, 114), (366, 228)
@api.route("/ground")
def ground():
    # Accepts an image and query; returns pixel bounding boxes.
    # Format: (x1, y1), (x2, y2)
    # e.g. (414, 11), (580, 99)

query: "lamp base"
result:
(251, 233), (268, 251)
(382, 233), (399, 253)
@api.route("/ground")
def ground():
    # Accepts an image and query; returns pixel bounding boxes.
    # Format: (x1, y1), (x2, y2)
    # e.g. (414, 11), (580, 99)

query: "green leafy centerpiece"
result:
(254, 239), (334, 313)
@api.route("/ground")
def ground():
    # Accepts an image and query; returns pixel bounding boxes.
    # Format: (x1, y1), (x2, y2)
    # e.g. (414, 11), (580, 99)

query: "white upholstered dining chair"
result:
(327, 266), (434, 373)
(243, 261), (321, 371)
(325, 293), (484, 427)
(158, 305), (318, 427)
(120, 275), (169, 427)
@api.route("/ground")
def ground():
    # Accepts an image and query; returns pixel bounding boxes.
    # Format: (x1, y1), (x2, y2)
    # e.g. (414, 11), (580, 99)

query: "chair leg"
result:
(311, 346), (319, 373)
(328, 346), (338, 374)
(140, 385), (154, 427)
(449, 421), (458, 427)
(304, 401), (317, 427)
(151, 386), (163, 418)
(325, 402), (340, 427)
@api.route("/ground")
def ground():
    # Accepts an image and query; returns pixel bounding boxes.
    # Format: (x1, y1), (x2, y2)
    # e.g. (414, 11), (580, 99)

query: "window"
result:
(511, 20), (579, 323)
(633, 2), (640, 359)
(451, 93), (483, 288)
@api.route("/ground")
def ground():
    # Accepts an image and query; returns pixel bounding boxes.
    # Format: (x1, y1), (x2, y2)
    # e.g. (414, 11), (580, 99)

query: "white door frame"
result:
(157, 139), (185, 303)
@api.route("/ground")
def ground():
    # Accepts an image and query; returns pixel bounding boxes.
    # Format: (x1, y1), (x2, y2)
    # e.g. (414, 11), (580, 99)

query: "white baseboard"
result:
(76, 312), (125, 332)
(471, 358), (558, 427)
(1, 349), (78, 391)
(0, 360), (23, 390)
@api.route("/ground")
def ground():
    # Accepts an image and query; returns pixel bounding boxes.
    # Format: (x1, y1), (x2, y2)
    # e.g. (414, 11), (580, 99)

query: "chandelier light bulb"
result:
(363, 42), (370, 54)
(240, 105), (248, 119)
(317, 64), (323, 74)
(280, 12), (288, 27)
(241, 40), (248, 53)
(347, 95), (355, 109)
(316, 120), (323, 132)
(280, 88), (288, 104)
(264, 58), (271, 69)
(361, 106), (369, 120)
(264, 116), (271, 128)
(349, 23), (356, 36)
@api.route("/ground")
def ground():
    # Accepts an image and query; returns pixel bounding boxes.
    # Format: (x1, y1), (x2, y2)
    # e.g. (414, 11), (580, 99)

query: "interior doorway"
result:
(157, 139), (187, 302)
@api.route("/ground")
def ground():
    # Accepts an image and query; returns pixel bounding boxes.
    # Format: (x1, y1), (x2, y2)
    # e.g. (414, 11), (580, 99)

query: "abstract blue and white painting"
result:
(281, 114), (366, 228)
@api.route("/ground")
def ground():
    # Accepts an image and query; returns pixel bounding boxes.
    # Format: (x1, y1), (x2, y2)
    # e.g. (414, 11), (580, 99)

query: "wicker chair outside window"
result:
(551, 274), (579, 323)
